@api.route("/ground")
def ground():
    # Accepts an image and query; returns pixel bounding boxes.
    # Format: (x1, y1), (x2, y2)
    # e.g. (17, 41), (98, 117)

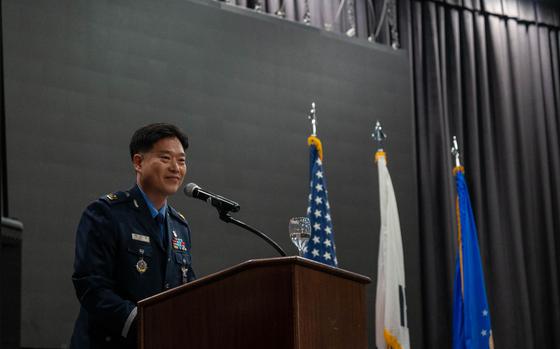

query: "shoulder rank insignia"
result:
(169, 206), (188, 225)
(101, 191), (130, 205)
(176, 211), (186, 221)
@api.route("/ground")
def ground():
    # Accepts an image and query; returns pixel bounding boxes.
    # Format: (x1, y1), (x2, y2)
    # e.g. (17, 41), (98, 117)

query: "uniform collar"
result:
(136, 184), (167, 219)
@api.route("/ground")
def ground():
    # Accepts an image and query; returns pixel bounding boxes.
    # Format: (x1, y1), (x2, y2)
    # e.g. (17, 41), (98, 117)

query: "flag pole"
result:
(372, 120), (387, 152)
(307, 102), (317, 136)
(451, 135), (465, 296)
(304, 102), (337, 266)
(373, 120), (411, 349)
(451, 135), (461, 167)
(451, 136), (494, 349)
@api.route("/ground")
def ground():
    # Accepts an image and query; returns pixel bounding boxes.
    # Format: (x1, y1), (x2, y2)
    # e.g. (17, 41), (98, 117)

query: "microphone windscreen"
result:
(184, 183), (200, 197)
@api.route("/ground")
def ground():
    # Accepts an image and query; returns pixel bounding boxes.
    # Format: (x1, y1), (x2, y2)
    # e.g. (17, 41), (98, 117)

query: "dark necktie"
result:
(155, 213), (166, 246)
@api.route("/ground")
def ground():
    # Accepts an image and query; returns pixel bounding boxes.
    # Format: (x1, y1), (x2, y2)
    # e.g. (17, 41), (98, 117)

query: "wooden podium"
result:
(138, 256), (371, 349)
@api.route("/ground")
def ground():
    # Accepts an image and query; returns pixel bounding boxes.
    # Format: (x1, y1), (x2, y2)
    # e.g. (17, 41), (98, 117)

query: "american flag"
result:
(303, 136), (338, 267)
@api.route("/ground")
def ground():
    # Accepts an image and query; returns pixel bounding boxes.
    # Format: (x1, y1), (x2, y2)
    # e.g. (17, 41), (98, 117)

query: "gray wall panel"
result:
(3, 0), (418, 347)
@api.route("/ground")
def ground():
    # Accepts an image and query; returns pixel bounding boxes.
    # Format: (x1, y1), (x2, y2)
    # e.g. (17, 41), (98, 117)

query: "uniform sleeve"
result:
(72, 201), (137, 338)
(188, 266), (197, 282)
(185, 222), (197, 282)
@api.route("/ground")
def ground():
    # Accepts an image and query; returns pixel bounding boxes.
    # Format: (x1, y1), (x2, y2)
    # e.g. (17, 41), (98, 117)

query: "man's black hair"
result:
(129, 123), (189, 159)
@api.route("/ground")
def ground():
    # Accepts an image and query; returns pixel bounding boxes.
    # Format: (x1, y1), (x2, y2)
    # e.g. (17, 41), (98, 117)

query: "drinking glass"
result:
(289, 217), (311, 257)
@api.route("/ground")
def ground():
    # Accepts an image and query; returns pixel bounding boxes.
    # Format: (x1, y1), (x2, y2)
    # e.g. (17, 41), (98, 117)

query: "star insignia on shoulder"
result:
(106, 193), (118, 201)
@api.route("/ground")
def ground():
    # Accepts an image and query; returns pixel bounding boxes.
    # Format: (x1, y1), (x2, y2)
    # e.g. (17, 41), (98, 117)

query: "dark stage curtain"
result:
(409, 0), (560, 348)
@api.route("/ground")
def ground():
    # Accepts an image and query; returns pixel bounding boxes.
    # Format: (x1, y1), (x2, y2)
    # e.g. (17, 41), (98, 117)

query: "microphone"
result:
(183, 183), (286, 257)
(184, 183), (241, 213)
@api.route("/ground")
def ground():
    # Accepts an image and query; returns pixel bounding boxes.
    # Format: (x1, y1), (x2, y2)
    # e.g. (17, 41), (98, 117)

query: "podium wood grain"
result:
(138, 257), (370, 349)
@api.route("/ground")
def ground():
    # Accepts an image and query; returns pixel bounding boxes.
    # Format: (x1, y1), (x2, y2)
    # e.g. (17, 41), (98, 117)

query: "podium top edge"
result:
(241, 256), (371, 283)
(138, 256), (371, 307)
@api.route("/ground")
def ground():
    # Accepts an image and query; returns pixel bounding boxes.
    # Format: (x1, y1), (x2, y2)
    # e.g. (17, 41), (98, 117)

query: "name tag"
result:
(132, 233), (150, 243)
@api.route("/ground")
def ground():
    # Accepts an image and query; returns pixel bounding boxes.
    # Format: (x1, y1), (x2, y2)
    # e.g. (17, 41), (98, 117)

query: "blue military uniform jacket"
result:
(70, 185), (196, 349)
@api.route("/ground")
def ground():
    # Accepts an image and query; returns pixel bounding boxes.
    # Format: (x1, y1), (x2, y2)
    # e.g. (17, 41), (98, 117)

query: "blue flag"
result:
(452, 167), (494, 349)
(303, 135), (338, 266)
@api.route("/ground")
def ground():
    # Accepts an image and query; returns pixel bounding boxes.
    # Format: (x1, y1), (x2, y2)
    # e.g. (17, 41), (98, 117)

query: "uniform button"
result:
(105, 336), (112, 342)
(165, 283), (170, 289)
(168, 257), (171, 262)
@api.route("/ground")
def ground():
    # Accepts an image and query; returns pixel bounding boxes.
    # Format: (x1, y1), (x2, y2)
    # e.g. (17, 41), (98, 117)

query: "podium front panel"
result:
(139, 257), (370, 349)
(140, 263), (296, 348)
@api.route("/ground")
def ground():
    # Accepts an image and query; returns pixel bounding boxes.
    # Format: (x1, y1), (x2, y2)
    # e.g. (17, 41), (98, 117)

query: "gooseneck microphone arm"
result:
(218, 211), (287, 257)
(184, 183), (287, 257)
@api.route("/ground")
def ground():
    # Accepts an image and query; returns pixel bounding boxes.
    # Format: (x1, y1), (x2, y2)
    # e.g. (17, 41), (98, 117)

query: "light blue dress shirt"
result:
(137, 185), (167, 237)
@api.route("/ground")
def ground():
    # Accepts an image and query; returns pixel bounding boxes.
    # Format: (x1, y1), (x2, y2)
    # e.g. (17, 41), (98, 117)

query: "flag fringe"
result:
(383, 329), (404, 349)
(456, 195), (465, 296)
(453, 165), (464, 175)
(307, 135), (323, 160)
(375, 150), (386, 163)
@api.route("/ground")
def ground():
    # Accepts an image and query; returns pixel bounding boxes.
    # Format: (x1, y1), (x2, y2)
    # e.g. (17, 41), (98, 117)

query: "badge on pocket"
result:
(136, 248), (148, 274)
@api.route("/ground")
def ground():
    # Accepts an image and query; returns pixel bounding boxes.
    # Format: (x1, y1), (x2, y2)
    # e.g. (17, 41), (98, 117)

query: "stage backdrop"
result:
(2, 0), (417, 347)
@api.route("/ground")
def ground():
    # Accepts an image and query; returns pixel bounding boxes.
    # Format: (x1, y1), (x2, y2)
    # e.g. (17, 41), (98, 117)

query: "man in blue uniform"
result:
(70, 123), (195, 348)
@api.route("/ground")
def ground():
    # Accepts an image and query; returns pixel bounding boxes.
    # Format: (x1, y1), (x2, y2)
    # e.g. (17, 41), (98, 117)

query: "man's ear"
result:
(132, 154), (143, 173)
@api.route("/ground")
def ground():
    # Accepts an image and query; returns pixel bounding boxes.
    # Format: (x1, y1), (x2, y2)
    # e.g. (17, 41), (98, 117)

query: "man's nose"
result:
(169, 160), (179, 172)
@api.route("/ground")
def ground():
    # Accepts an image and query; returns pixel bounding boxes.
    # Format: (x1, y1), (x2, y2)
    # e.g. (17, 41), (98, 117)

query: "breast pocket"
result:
(127, 243), (153, 258)
(127, 243), (153, 275)
(173, 251), (192, 284)
(173, 251), (191, 266)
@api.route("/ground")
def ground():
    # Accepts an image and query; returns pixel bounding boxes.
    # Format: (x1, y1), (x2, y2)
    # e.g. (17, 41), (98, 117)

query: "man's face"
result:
(133, 137), (186, 197)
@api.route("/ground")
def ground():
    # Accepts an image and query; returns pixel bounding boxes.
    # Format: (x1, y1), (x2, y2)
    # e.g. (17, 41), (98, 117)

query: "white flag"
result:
(375, 151), (411, 349)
